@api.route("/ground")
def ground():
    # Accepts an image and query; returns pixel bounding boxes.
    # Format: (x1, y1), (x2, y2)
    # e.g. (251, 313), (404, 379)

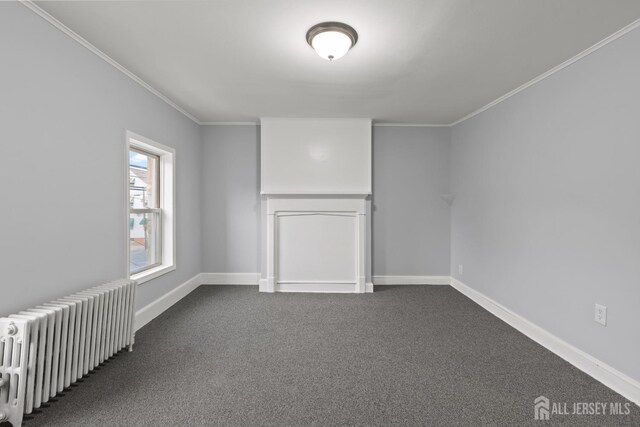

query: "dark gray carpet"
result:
(25, 286), (638, 426)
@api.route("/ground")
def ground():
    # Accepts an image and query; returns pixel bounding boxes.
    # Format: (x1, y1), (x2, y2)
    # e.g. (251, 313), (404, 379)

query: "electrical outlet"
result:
(595, 304), (607, 326)
(458, 264), (463, 275)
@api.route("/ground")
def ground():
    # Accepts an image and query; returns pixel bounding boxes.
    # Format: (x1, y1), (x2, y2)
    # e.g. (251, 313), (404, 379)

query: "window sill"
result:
(131, 264), (176, 285)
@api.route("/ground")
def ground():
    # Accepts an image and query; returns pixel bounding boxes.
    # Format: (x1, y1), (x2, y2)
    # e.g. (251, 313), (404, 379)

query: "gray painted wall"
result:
(373, 127), (451, 276)
(200, 125), (451, 277)
(6, 0), (636, 388)
(451, 26), (640, 381)
(200, 126), (261, 273)
(0, 3), (202, 315)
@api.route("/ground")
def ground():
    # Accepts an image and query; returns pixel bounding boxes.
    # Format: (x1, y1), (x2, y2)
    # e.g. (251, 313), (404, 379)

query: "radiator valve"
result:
(0, 410), (6, 421)
(6, 322), (18, 336)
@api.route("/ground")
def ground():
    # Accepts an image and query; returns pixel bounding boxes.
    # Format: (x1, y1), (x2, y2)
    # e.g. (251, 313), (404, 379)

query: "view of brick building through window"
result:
(129, 149), (161, 273)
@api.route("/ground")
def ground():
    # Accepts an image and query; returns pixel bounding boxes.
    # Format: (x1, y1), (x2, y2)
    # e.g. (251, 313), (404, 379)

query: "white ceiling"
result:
(35, 0), (640, 125)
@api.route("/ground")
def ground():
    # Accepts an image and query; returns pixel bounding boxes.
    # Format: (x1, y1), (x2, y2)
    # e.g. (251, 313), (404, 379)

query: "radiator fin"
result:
(0, 279), (136, 427)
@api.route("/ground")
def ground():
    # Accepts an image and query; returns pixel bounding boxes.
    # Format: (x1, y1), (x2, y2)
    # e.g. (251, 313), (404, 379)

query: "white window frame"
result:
(126, 131), (176, 284)
(129, 147), (162, 275)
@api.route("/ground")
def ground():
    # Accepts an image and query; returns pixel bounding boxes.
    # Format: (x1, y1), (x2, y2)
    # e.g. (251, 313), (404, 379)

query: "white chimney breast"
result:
(260, 118), (371, 195)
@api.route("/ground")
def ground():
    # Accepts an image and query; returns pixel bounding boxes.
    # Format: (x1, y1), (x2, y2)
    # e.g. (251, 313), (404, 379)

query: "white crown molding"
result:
(200, 122), (260, 126)
(450, 18), (640, 127)
(373, 123), (451, 128)
(204, 122), (452, 128)
(451, 278), (640, 406)
(21, 1), (640, 132)
(20, 1), (201, 125)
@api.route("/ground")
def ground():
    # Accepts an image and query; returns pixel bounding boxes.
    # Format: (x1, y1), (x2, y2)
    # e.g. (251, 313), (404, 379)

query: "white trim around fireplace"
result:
(261, 195), (372, 293)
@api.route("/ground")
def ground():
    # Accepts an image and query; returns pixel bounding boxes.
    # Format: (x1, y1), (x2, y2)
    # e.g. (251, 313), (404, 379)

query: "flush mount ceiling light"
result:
(306, 22), (358, 61)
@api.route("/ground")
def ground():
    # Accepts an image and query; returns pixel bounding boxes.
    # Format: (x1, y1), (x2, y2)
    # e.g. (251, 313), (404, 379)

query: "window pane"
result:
(130, 212), (161, 273)
(129, 149), (159, 209)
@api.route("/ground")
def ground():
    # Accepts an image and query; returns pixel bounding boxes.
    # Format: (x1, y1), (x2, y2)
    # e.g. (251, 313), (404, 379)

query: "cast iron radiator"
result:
(0, 279), (136, 426)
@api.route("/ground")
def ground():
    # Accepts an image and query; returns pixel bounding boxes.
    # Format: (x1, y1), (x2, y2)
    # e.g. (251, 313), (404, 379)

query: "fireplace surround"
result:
(259, 118), (373, 293)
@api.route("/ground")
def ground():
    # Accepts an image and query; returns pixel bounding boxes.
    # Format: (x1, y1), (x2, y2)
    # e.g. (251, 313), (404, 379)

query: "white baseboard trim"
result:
(259, 279), (373, 294)
(134, 273), (202, 331)
(275, 280), (374, 293)
(373, 275), (451, 285)
(276, 282), (359, 293)
(450, 278), (640, 406)
(201, 272), (260, 285)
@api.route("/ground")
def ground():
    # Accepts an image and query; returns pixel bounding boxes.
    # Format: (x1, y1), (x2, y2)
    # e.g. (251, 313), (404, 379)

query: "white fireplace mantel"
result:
(259, 118), (373, 293)
(259, 194), (373, 293)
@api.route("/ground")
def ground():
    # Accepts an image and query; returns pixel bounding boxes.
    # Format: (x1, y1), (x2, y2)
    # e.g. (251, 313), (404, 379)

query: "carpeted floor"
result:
(25, 286), (638, 426)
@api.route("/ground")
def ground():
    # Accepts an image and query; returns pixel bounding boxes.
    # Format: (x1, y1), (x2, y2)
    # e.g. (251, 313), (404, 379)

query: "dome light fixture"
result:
(306, 22), (358, 61)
